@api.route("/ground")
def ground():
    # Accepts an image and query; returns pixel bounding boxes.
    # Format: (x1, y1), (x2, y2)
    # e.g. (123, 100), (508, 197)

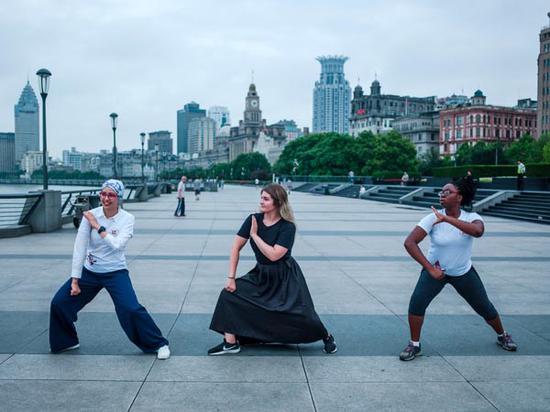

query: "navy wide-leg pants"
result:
(49, 268), (168, 353)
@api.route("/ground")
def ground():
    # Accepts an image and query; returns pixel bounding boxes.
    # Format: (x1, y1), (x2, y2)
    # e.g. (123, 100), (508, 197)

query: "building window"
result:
(475, 114), (481, 123)
(476, 127), (480, 137)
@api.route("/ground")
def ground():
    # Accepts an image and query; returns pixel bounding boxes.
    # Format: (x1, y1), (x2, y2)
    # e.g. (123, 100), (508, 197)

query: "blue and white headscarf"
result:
(101, 179), (124, 199)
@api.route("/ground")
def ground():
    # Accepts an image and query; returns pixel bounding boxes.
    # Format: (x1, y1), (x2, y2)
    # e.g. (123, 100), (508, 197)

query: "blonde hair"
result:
(261, 183), (295, 224)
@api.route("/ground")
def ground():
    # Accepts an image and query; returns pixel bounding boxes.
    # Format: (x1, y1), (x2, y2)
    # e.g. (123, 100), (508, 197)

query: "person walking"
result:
(49, 179), (170, 359)
(399, 177), (517, 361)
(174, 175), (186, 217)
(516, 160), (526, 191)
(208, 183), (337, 355)
(401, 171), (409, 186)
(193, 178), (201, 201)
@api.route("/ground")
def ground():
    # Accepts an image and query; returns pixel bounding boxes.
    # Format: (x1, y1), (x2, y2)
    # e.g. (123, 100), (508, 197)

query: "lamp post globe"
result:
(36, 68), (52, 190)
(110, 113), (118, 178)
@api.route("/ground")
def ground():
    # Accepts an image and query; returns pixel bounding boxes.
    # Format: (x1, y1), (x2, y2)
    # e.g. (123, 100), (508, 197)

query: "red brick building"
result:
(439, 90), (537, 156)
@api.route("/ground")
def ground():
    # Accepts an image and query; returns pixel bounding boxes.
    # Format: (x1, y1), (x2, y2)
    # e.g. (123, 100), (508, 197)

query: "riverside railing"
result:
(0, 193), (43, 228)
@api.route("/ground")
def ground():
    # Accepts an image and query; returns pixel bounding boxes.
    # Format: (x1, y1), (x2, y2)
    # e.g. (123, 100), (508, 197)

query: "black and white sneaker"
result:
(497, 332), (518, 352)
(207, 340), (241, 356)
(399, 342), (422, 361)
(323, 335), (337, 354)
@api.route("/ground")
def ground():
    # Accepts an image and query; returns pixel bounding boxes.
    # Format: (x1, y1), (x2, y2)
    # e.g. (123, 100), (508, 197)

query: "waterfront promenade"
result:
(0, 185), (549, 411)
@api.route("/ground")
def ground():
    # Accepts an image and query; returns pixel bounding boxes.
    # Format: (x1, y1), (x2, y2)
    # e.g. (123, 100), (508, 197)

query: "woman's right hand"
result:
(428, 265), (445, 280)
(70, 279), (81, 296)
(225, 278), (236, 293)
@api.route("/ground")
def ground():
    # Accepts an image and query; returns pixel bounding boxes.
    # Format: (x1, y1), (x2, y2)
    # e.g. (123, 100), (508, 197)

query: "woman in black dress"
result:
(208, 183), (336, 355)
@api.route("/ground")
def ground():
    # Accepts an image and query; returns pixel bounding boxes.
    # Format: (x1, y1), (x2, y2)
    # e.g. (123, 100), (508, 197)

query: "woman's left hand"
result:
(83, 211), (99, 229)
(431, 206), (447, 225)
(250, 215), (258, 237)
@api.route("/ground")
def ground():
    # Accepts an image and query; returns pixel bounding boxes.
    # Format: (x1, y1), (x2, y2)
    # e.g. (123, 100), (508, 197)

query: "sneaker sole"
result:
(497, 342), (517, 352)
(208, 347), (241, 356)
(323, 347), (338, 354)
(399, 351), (422, 361)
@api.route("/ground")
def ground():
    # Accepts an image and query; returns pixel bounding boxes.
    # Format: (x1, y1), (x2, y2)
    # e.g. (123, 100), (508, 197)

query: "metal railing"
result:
(0, 193), (43, 228)
(60, 188), (102, 217)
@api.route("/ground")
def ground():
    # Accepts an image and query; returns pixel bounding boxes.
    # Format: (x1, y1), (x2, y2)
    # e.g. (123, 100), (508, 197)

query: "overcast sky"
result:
(0, 0), (548, 157)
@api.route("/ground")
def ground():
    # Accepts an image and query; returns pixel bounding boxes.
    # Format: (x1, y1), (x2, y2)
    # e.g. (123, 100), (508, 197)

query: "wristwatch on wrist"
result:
(97, 226), (106, 234)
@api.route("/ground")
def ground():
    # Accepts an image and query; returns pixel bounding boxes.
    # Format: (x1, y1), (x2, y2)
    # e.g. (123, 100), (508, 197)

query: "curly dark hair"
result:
(452, 176), (477, 207)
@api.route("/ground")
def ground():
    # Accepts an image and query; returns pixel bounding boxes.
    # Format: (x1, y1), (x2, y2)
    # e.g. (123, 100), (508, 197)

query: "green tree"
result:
(419, 148), (452, 175)
(504, 134), (539, 163)
(307, 133), (363, 175)
(232, 152), (271, 180)
(273, 133), (325, 175)
(362, 131), (418, 177)
(543, 141), (550, 163)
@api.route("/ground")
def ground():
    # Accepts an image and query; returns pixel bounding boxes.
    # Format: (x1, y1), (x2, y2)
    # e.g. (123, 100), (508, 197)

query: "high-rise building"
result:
(0, 132), (16, 173)
(14, 81), (39, 163)
(188, 118), (216, 154)
(148, 130), (173, 154)
(537, 12), (550, 138)
(312, 56), (351, 134)
(62, 147), (82, 170)
(208, 106), (231, 130)
(21, 151), (44, 176)
(176, 102), (206, 154)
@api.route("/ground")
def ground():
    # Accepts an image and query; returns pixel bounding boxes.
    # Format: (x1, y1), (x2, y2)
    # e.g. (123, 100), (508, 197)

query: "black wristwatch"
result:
(97, 226), (106, 234)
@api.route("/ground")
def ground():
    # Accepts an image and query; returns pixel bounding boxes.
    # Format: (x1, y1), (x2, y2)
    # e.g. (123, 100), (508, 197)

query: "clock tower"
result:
(244, 83), (262, 129)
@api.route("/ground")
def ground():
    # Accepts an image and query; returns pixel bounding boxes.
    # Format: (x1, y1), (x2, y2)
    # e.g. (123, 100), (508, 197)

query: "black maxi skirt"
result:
(209, 257), (328, 344)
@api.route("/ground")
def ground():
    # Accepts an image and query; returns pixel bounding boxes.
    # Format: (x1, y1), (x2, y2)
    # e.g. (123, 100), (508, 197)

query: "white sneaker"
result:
(157, 345), (170, 360)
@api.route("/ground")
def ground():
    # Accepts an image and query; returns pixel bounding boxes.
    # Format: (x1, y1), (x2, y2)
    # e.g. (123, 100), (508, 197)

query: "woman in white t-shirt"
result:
(399, 177), (517, 361)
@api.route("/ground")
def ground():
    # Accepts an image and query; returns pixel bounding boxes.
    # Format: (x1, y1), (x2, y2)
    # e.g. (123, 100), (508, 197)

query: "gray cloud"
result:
(0, 0), (547, 157)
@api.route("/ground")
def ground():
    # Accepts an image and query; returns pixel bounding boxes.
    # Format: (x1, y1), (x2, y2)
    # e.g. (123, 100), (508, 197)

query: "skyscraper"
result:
(176, 102), (206, 154)
(537, 12), (550, 138)
(14, 81), (39, 163)
(312, 56), (351, 134)
(148, 130), (173, 154)
(208, 106), (231, 130)
(188, 117), (217, 154)
(0, 132), (16, 173)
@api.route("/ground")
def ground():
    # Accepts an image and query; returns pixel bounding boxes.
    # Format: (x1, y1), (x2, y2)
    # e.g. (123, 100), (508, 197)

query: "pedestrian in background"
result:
(175, 176), (186, 217)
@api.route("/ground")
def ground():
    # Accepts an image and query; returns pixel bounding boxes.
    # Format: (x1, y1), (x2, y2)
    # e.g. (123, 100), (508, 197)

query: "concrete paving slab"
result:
(0, 354), (12, 364)
(0, 380), (141, 412)
(304, 355), (465, 383)
(147, 356), (306, 382)
(472, 381), (550, 412)
(131, 382), (315, 412)
(445, 356), (550, 381)
(0, 354), (154, 381)
(0, 311), (48, 353)
(311, 382), (496, 412)
(20, 312), (176, 355)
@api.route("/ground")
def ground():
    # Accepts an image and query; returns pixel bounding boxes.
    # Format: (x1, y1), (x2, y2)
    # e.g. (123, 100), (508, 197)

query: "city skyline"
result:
(0, 1), (548, 158)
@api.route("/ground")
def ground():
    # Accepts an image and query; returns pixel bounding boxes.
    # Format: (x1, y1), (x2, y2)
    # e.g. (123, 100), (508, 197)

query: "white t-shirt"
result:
(177, 181), (185, 198)
(417, 209), (484, 276)
(71, 207), (134, 278)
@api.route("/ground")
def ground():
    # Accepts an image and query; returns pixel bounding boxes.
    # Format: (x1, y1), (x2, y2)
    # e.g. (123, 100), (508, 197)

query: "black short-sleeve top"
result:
(237, 213), (296, 265)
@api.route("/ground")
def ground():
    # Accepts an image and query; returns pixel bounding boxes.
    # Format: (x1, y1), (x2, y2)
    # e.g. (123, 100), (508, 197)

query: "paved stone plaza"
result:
(0, 185), (549, 411)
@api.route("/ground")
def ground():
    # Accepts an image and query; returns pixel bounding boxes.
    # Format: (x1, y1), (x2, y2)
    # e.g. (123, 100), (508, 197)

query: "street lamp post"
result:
(36, 68), (51, 190)
(155, 144), (160, 182)
(110, 113), (118, 178)
(140, 132), (146, 184)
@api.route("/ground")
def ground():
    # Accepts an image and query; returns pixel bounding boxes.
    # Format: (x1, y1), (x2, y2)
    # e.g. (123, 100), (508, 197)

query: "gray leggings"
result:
(408, 266), (498, 321)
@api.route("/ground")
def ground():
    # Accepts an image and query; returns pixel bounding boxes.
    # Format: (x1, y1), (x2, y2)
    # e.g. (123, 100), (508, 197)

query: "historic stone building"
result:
(392, 112), (440, 157)
(228, 83), (286, 163)
(349, 79), (435, 136)
(439, 90), (537, 156)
